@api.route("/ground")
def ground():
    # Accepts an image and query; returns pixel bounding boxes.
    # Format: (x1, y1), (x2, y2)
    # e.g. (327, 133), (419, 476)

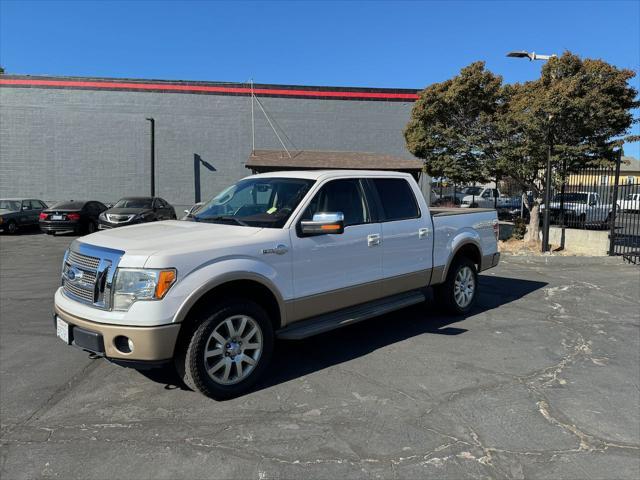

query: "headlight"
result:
(99, 212), (107, 221)
(112, 268), (177, 311)
(0, 216), (3, 224)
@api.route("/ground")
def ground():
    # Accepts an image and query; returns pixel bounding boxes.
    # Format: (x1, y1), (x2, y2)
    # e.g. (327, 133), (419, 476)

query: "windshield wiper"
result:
(199, 215), (249, 227)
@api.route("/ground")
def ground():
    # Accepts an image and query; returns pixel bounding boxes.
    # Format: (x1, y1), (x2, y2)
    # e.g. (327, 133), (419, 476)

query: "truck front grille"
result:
(64, 280), (96, 303)
(61, 243), (123, 310)
(68, 250), (100, 270)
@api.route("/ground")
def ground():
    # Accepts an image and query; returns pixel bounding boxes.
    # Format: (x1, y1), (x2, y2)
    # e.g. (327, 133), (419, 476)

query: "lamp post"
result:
(506, 51), (557, 61)
(507, 50), (557, 252)
(145, 117), (155, 197)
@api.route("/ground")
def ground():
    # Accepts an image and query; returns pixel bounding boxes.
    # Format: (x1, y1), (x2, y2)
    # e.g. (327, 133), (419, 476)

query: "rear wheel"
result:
(434, 257), (478, 315)
(175, 299), (274, 399)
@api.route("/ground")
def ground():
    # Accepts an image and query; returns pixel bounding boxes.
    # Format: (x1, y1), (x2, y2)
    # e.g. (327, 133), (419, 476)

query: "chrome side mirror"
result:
(300, 212), (345, 236)
(184, 209), (190, 214)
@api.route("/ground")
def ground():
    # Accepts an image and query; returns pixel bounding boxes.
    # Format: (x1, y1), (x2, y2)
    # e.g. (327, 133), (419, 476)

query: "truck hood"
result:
(77, 220), (263, 258)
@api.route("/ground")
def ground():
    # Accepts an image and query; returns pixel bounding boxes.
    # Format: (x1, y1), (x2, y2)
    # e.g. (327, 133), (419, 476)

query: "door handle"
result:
(367, 234), (381, 247)
(419, 228), (431, 238)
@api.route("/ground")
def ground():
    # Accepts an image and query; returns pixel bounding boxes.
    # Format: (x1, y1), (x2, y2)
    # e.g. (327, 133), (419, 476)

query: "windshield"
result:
(193, 177), (315, 228)
(114, 198), (153, 209)
(0, 200), (21, 211)
(552, 193), (588, 204)
(463, 187), (482, 196)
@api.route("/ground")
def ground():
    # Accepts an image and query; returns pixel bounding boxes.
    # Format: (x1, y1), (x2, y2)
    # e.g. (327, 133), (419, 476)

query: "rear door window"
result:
(371, 178), (420, 221)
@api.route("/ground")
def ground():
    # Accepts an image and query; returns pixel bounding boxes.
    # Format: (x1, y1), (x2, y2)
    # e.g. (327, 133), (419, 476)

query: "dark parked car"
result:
(40, 200), (108, 235)
(98, 196), (176, 229)
(0, 198), (48, 234)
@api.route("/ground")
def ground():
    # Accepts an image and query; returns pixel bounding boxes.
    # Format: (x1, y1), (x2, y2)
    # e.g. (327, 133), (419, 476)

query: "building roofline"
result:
(0, 74), (421, 102)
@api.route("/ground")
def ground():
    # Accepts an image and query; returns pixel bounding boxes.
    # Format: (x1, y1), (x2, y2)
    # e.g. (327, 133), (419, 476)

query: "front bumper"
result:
(98, 219), (140, 229)
(54, 304), (181, 362)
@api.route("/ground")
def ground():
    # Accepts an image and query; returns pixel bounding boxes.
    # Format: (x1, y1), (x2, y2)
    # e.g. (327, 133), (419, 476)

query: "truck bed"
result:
(430, 207), (495, 217)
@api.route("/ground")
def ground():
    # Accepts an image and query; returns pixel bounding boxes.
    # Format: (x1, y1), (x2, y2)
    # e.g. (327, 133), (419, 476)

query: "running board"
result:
(276, 290), (426, 340)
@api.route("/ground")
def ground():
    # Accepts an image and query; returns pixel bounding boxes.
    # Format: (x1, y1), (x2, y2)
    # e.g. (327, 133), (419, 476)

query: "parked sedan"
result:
(0, 198), (48, 234)
(40, 200), (108, 235)
(98, 196), (176, 229)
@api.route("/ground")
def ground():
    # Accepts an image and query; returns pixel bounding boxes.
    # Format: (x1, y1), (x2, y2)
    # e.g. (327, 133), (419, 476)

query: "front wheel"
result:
(175, 299), (274, 399)
(434, 257), (478, 315)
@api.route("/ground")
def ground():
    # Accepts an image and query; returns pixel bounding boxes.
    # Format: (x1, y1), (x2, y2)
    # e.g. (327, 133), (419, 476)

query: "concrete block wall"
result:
(0, 83), (416, 208)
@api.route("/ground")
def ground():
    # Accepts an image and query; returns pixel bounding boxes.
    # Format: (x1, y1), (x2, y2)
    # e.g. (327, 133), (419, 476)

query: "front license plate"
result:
(56, 317), (71, 344)
(51, 215), (63, 220)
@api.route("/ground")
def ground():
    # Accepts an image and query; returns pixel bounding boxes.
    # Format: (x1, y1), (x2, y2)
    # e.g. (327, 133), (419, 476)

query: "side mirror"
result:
(300, 212), (345, 236)
(184, 209), (190, 215)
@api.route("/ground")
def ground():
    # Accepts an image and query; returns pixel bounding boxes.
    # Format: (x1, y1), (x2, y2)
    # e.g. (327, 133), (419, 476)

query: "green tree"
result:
(404, 62), (504, 185)
(406, 52), (638, 245)
(496, 52), (638, 242)
(0, 66), (4, 75)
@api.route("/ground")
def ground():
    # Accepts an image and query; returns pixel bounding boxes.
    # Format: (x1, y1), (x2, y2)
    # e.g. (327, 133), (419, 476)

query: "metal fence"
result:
(610, 179), (640, 263)
(430, 159), (640, 263)
(546, 162), (640, 263)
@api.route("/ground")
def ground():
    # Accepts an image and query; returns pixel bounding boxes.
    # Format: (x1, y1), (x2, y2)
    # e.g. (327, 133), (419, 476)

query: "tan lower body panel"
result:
(285, 269), (430, 324)
(55, 305), (181, 361)
(481, 253), (500, 271)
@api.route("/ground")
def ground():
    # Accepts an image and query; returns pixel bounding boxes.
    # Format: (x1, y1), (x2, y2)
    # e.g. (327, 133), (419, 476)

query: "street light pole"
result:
(542, 128), (553, 252)
(145, 117), (155, 197)
(506, 50), (557, 252)
(506, 51), (557, 61)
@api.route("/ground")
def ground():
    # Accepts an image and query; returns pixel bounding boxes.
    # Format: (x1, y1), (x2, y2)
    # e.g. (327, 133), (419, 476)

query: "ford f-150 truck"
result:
(54, 170), (500, 399)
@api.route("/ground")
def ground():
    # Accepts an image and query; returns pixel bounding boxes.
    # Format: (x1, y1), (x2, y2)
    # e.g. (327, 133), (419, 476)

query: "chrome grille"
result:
(64, 281), (95, 303)
(61, 243), (123, 310)
(67, 250), (100, 270)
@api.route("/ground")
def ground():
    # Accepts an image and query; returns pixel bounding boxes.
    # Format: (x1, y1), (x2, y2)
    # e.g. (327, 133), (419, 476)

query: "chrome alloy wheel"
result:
(203, 315), (263, 385)
(453, 266), (475, 309)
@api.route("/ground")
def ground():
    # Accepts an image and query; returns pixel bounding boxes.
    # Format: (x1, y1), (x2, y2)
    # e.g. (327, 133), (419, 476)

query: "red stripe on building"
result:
(0, 78), (420, 100)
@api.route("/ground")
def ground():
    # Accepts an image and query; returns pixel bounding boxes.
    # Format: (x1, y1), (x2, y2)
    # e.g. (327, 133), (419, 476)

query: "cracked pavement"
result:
(1, 233), (639, 479)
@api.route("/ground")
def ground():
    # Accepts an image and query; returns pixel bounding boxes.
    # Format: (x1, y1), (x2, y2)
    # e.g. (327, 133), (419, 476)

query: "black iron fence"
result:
(430, 159), (640, 263)
(610, 180), (640, 263)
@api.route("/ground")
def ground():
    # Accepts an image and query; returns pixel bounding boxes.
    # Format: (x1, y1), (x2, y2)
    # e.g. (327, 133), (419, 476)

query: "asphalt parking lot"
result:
(1, 232), (639, 479)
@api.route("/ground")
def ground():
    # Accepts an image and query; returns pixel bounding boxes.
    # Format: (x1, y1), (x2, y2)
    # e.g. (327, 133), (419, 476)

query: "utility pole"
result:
(145, 117), (155, 196)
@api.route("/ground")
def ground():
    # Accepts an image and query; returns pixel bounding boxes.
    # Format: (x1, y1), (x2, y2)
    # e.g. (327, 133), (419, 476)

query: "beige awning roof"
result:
(246, 149), (423, 172)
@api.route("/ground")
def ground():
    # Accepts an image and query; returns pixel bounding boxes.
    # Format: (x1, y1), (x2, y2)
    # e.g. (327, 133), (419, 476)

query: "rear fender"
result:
(442, 229), (482, 280)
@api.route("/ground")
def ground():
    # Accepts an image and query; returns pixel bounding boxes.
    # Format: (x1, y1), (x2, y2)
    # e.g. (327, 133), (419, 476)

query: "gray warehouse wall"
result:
(0, 84), (417, 208)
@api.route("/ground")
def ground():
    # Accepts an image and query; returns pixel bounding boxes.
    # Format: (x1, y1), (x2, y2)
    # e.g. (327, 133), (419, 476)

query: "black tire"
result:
(434, 257), (478, 315)
(86, 221), (96, 234)
(175, 299), (274, 400)
(6, 220), (17, 234)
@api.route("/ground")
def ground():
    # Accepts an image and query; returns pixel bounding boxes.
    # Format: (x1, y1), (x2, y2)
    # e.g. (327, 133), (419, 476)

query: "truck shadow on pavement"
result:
(139, 274), (547, 395)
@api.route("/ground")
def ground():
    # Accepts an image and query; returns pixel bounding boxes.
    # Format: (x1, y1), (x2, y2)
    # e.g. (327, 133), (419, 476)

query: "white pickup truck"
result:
(54, 170), (500, 399)
(542, 191), (616, 227)
(460, 187), (503, 208)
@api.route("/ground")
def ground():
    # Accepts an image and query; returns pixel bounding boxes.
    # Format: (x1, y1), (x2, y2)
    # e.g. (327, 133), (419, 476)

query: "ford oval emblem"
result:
(66, 266), (83, 282)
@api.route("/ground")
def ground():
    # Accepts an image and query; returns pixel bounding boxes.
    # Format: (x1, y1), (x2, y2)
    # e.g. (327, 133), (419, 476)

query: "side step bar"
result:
(276, 290), (426, 340)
